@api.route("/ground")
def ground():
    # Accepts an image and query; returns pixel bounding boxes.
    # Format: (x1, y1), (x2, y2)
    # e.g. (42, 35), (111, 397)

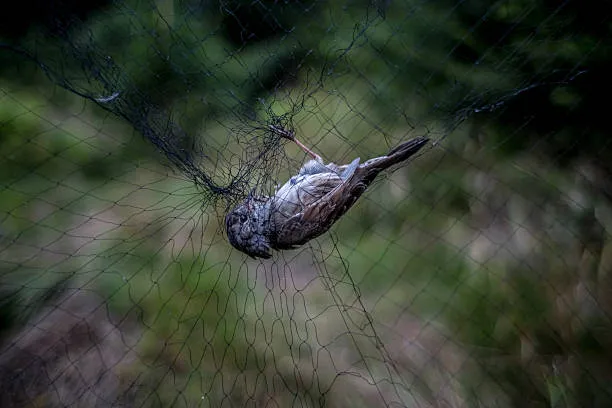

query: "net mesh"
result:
(1, 0), (611, 406)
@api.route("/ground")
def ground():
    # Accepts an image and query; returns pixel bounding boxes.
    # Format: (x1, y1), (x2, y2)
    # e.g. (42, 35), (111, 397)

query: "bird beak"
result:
(260, 246), (272, 259)
(246, 245), (272, 259)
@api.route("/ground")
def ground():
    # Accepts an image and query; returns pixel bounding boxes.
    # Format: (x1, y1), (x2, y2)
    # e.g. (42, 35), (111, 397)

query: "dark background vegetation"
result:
(1, 0), (611, 406)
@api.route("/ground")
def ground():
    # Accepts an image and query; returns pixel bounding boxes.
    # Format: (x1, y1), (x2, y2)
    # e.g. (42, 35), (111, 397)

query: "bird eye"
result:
(240, 214), (248, 223)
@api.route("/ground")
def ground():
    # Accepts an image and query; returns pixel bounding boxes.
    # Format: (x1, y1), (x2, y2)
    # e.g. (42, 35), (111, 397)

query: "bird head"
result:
(225, 198), (272, 259)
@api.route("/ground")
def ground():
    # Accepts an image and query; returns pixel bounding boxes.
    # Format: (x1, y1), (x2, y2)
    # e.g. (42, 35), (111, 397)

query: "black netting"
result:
(1, 0), (611, 406)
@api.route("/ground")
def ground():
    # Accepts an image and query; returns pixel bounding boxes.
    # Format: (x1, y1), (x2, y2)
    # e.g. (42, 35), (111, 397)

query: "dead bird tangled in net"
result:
(226, 129), (428, 258)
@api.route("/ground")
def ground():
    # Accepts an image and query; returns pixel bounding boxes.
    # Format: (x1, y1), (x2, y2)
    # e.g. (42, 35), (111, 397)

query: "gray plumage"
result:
(225, 137), (428, 258)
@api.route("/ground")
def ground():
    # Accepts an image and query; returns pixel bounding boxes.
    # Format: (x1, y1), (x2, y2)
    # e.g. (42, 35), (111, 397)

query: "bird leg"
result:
(269, 125), (324, 163)
(293, 138), (324, 164)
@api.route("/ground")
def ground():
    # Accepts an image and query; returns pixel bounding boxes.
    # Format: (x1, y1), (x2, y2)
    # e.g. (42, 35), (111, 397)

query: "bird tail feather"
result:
(362, 137), (429, 174)
(381, 137), (429, 169)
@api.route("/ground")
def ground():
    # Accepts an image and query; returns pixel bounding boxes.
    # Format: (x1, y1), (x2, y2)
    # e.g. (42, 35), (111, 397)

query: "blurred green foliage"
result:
(2, 0), (612, 406)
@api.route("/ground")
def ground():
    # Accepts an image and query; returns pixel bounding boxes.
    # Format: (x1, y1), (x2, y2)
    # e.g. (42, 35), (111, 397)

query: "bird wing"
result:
(272, 172), (342, 219)
(272, 137), (428, 250)
(272, 167), (367, 249)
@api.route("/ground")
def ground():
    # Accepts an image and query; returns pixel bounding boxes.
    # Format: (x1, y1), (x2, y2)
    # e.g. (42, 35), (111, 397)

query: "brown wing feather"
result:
(270, 172), (344, 248)
(273, 170), (368, 248)
(272, 137), (429, 249)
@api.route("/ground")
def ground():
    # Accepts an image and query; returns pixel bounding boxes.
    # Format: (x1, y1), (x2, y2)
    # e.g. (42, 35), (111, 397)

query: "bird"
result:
(225, 129), (428, 259)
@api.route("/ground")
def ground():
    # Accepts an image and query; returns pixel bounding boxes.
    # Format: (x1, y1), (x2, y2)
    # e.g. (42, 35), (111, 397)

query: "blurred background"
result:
(1, 0), (611, 406)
